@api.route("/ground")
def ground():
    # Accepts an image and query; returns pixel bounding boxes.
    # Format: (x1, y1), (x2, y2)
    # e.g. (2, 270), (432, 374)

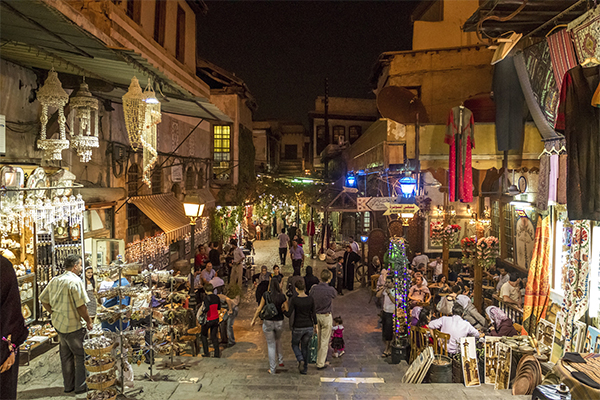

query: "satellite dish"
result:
(376, 86), (429, 124)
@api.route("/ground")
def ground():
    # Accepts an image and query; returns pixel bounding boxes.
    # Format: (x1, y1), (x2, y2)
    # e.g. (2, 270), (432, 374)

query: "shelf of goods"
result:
(19, 323), (58, 365)
(84, 336), (117, 400)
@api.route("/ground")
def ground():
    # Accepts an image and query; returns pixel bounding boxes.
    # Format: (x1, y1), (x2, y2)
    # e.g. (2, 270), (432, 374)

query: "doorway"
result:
(284, 144), (297, 160)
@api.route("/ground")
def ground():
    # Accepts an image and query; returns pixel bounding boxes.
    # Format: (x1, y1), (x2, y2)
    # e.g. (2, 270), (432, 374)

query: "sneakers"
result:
(338, 350), (345, 357)
(333, 352), (338, 358)
(279, 363), (284, 367)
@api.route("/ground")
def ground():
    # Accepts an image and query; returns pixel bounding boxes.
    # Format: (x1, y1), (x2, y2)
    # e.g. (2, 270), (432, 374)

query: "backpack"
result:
(259, 292), (278, 320)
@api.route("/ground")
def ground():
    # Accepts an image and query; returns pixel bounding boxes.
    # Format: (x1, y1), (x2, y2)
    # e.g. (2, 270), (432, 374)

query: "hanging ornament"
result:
(141, 81), (161, 188)
(37, 69), (70, 160)
(122, 76), (146, 151)
(69, 79), (99, 162)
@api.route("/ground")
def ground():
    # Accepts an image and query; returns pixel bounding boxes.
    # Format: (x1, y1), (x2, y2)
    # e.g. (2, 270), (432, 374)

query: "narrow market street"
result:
(17, 239), (526, 400)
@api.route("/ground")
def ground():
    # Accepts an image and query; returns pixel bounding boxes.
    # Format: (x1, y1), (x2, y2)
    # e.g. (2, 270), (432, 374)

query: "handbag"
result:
(258, 292), (278, 320)
(196, 302), (207, 325)
(308, 333), (318, 364)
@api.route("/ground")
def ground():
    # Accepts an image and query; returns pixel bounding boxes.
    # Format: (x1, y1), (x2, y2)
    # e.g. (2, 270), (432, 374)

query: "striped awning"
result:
(128, 194), (190, 243)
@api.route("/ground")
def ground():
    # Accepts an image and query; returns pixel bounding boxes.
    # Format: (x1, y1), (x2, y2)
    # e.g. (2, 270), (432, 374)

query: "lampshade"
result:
(183, 195), (205, 219)
(398, 175), (417, 197)
(141, 83), (160, 187)
(37, 70), (70, 160)
(122, 77), (146, 151)
(345, 172), (357, 188)
(69, 80), (99, 162)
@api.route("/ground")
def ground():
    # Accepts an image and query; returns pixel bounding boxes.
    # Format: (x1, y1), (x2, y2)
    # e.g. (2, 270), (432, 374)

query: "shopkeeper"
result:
(101, 275), (131, 331)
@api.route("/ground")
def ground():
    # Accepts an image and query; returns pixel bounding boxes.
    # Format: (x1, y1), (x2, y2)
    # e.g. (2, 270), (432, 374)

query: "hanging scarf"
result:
(558, 220), (591, 353)
(445, 106), (474, 203)
(521, 215), (551, 335)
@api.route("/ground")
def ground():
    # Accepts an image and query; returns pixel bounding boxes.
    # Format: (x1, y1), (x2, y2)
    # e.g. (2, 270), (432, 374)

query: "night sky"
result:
(198, 1), (417, 125)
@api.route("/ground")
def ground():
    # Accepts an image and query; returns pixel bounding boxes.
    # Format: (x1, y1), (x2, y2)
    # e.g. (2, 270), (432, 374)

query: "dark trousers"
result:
(0, 352), (19, 400)
(201, 319), (220, 357)
(292, 259), (302, 276)
(291, 326), (313, 369)
(57, 328), (87, 392)
(327, 267), (336, 288)
(279, 247), (287, 265)
(337, 277), (344, 294)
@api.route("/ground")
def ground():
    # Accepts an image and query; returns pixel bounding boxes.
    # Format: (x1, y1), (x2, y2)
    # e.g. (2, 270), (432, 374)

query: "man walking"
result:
(309, 269), (337, 370)
(277, 228), (290, 265)
(39, 255), (92, 394)
(289, 240), (305, 276)
(230, 240), (245, 287)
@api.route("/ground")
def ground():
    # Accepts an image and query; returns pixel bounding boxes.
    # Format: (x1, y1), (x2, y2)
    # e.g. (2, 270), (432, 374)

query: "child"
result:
(331, 316), (345, 357)
(335, 257), (344, 295)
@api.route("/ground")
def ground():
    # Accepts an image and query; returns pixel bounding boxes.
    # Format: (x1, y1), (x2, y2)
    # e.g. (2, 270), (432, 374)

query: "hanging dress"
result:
(445, 106), (475, 203)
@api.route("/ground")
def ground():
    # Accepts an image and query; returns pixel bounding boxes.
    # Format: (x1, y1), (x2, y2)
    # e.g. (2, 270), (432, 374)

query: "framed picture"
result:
(572, 321), (587, 353)
(550, 312), (564, 364)
(515, 215), (535, 270)
(484, 336), (501, 385)
(583, 326), (600, 353)
(494, 342), (512, 390)
(536, 319), (556, 348)
(424, 215), (474, 253)
(460, 337), (481, 387)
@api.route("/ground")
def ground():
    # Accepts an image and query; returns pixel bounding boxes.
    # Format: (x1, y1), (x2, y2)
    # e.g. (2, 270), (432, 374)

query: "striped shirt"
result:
(39, 271), (89, 334)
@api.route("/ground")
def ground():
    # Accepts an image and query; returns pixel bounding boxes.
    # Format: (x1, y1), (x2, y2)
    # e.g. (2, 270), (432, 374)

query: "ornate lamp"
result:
(141, 83), (160, 187)
(69, 80), (99, 162)
(122, 76), (146, 151)
(37, 70), (70, 160)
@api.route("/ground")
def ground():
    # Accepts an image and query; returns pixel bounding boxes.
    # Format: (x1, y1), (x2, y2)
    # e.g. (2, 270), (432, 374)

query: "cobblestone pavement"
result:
(17, 239), (528, 400)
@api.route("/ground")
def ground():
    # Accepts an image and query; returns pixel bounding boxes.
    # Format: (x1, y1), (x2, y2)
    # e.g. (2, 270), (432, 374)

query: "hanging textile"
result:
(521, 215), (551, 336)
(445, 106), (474, 203)
(537, 142), (551, 211)
(568, 8), (600, 64)
(556, 65), (600, 221)
(557, 138), (568, 205)
(493, 56), (528, 151)
(547, 29), (578, 90)
(558, 220), (591, 353)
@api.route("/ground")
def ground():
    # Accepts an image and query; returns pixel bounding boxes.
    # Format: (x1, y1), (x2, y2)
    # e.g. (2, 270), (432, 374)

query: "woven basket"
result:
(86, 378), (116, 391)
(87, 388), (117, 400)
(84, 343), (114, 357)
(85, 359), (115, 373)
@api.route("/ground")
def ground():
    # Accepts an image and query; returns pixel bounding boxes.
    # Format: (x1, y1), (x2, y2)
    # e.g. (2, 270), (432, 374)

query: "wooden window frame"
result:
(151, 167), (162, 194)
(126, 0), (141, 23)
(176, 5), (186, 63)
(154, 0), (167, 46)
(213, 125), (232, 181)
(127, 164), (139, 196)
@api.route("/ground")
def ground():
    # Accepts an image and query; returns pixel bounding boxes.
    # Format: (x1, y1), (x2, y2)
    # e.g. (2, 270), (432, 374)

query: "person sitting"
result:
(500, 274), (522, 308)
(408, 276), (430, 307)
(428, 303), (483, 354)
(456, 294), (487, 331)
(371, 256), (382, 275)
(410, 306), (423, 327)
(437, 284), (460, 316)
(437, 275), (451, 294)
(486, 306), (519, 337)
(303, 266), (319, 294)
(414, 270), (428, 287)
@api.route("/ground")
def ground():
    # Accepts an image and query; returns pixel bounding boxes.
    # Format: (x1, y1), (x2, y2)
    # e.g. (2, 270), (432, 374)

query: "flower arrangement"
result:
(477, 236), (499, 270)
(461, 236), (477, 264)
(430, 221), (444, 242)
(430, 222), (461, 246)
(442, 224), (461, 244)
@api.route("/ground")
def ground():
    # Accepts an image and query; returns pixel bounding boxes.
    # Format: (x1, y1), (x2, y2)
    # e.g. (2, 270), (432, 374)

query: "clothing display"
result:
(493, 57), (528, 151)
(568, 8), (600, 64)
(521, 216), (551, 336)
(445, 106), (474, 203)
(556, 66), (600, 221)
(547, 29), (578, 90)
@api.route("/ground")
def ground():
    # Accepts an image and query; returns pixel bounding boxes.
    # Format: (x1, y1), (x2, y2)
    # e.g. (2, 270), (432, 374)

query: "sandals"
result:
(381, 352), (391, 357)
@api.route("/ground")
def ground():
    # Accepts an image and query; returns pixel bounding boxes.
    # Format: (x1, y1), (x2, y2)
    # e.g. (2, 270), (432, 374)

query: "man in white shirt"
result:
(495, 267), (510, 292)
(277, 229), (290, 265)
(348, 236), (360, 255)
(500, 274), (521, 307)
(428, 302), (482, 354)
(429, 257), (443, 279)
(411, 251), (430, 270)
(230, 240), (245, 287)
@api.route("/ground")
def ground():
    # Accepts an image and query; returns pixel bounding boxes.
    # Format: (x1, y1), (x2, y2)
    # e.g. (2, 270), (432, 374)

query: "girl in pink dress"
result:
(331, 316), (345, 357)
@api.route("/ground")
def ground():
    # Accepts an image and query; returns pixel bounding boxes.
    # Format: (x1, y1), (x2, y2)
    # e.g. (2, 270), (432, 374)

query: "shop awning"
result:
(128, 194), (191, 243)
(0, 0), (231, 122)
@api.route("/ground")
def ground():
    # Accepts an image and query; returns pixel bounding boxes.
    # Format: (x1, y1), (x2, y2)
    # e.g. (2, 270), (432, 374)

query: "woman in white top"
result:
(84, 267), (97, 318)
(376, 276), (398, 357)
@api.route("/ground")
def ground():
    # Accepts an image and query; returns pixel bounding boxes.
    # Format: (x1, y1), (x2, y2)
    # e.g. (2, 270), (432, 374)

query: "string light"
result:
(387, 237), (410, 342)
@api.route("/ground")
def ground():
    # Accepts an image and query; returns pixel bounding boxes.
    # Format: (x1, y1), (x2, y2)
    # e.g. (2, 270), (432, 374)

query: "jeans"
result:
(262, 320), (284, 373)
(57, 328), (87, 392)
(0, 351), (19, 400)
(201, 319), (220, 357)
(291, 326), (313, 366)
(292, 259), (302, 276)
(227, 306), (238, 345)
(316, 313), (333, 368)
(279, 247), (287, 265)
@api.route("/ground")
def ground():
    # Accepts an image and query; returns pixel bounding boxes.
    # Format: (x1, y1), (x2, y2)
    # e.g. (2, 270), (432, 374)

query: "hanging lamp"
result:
(141, 81), (161, 188)
(37, 69), (70, 160)
(69, 79), (99, 162)
(122, 76), (146, 150)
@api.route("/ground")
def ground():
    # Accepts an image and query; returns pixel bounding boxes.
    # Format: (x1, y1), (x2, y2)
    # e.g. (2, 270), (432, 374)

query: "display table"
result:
(541, 357), (600, 400)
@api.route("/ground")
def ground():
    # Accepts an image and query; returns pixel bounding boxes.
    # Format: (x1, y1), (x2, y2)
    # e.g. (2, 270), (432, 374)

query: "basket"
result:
(85, 358), (115, 373)
(84, 343), (114, 357)
(86, 377), (116, 391)
(87, 387), (117, 400)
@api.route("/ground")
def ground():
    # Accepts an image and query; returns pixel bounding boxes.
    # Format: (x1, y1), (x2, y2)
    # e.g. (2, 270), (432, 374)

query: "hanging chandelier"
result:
(122, 76), (146, 151)
(141, 82), (161, 188)
(69, 80), (99, 162)
(37, 70), (70, 160)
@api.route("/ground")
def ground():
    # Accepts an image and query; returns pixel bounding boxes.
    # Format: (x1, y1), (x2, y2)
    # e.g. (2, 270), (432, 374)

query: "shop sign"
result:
(383, 203), (420, 216)
(357, 197), (396, 212)
(171, 165), (183, 182)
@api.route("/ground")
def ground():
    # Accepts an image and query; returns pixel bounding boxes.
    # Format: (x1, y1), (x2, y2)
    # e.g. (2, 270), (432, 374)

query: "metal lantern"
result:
(37, 70), (70, 160)
(69, 80), (99, 162)
(141, 83), (161, 187)
(122, 76), (146, 151)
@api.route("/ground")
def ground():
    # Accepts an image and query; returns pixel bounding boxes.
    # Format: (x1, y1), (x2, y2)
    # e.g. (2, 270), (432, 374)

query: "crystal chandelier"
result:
(69, 80), (99, 162)
(141, 82), (161, 187)
(122, 76), (146, 151)
(37, 70), (70, 160)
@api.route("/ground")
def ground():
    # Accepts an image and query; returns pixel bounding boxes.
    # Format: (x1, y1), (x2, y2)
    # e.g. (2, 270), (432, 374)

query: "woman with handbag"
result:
(251, 278), (287, 374)
(198, 283), (221, 358)
(284, 280), (316, 375)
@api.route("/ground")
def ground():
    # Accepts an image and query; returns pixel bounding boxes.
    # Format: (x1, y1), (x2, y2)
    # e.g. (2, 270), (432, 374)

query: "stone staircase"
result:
(278, 159), (303, 176)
